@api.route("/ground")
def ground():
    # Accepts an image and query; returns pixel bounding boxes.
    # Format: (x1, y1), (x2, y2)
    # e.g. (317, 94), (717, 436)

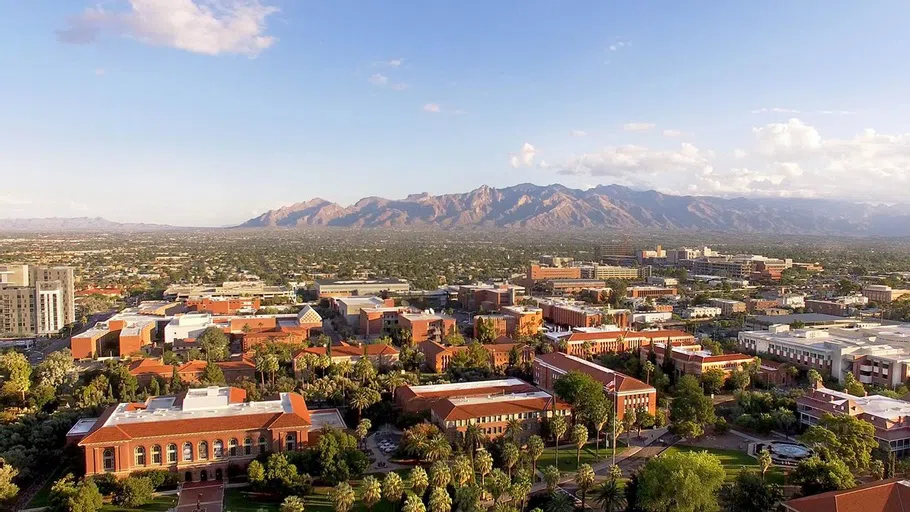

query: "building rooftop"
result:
(315, 278), (409, 286)
(537, 352), (654, 393)
(782, 477), (910, 512)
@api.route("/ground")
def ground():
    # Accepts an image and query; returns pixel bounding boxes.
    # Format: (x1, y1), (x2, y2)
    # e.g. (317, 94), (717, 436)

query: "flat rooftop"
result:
(815, 387), (910, 419)
(103, 387), (292, 427)
(406, 378), (526, 394)
(67, 417), (99, 436)
(447, 390), (552, 406)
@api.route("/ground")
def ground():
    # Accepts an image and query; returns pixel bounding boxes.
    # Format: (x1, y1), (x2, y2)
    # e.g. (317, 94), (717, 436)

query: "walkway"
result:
(176, 481), (224, 512)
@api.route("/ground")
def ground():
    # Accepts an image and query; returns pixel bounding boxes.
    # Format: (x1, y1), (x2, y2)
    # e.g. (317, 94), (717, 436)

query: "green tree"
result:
(200, 362), (226, 385)
(383, 472), (405, 512)
(843, 371), (866, 396)
(501, 442), (520, 479)
(542, 466), (560, 494)
(50, 474), (103, 512)
(637, 449), (726, 512)
(791, 456), (855, 496)
(196, 327), (230, 362)
(700, 368), (725, 395)
(643, 360), (656, 385)
(593, 478), (625, 512)
(527, 435), (545, 478)
(553, 371), (604, 416)
(35, 349), (74, 388)
(408, 466), (429, 497)
(807, 368), (822, 386)
(721, 469), (784, 512)
(670, 375), (715, 431)
(352, 356), (377, 384)
(545, 492), (574, 512)
(0, 352), (31, 401)
(247, 460), (266, 489)
(870, 459), (885, 480)
(331, 482), (356, 512)
(424, 434), (453, 463)
(0, 461), (19, 504)
(622, 409), (637, 445)
(475, 318), (496, 344)
(571, 424), (588, 469)
(549, 415), (568, 468)
(361, 476), (382, 512)
(265, 453), (300, 490)
(575, 463), (596, 510)
(455, 485), (483, 512)
(355, 419), (371, 449)
(280, 496), (306, 512)
(476, 449), (493, 487)
(757, 450), (773, 483)
(350, 386), (381, 421)
(113, 477), (154, 508)
(398, 493), (422, 512)
(430, 460), (452, 489)
(452, 455), (474, 486)
(728, 368), (751, 392)
(485, 469), (510, 503)
(799, 413), (877, 472)
(429, 486), (452, 512)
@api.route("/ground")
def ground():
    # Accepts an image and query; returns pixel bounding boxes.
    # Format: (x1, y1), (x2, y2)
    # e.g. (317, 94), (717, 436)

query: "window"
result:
(244, 437), (252, 456)
(214, 440), (224, 459)
(285, 433), (297, 451)
(167, 444), (177, 463)
(229, 439), (238, 457)
(199, 441), (209, 460)
(258, 436), (267, 454)
(152, 445), (162, 464)
(103, 448), (115, 472)
(183, 442), (193, 462)
(135, 446), (146, 466)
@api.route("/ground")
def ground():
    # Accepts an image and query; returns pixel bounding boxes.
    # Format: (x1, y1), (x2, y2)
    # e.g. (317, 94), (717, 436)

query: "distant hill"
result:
(236, 183), (910, 236)
(0, 217), (181, 232)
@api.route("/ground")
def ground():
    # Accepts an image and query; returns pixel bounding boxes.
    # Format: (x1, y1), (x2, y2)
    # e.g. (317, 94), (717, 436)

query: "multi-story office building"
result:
(527, 264), (582, 281)
(709, 298), (746, 315)
(0, 264), (75, 335)
(578, 264), (642, 280)
(456, 284), (522, 312)
(681, 306), (722, 319)
(533, 352), (656, 420)
(627, 285), (677, 299)
(313, 278), (410, 298)
(501, 305), (544, 336)
(548, 327), (695, 358)
(863, 285), (910, 304)
(643, 342), (755, 378)
(164, 281), (295, 302)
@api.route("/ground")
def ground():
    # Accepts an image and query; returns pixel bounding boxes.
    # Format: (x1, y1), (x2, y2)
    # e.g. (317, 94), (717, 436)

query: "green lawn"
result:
(26, 466), (70, 509)
(225, 477), (403, 512)
(536, 440), (625, 473)
(663, 445), (785, 485)
(101, 495), (177, 512)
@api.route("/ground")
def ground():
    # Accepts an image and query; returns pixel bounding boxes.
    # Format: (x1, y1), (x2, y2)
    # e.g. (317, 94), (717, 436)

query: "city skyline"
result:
(3, 1), (910, 225)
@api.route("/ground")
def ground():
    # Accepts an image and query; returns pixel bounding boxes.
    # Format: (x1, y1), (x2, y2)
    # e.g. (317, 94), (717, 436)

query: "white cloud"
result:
(751, 107), (801, 114)
(536, 118), (910, 202)
(608, 40), (630, 52)
(57, 0), (279, 56)
(94, 68), (105, 76)
(623, 122), (655, 132)
(0, 195), (32, 206)
(570, 129), (588, 137)
(369, 73), (389, 86)
(662, 129), (684, 138)
(509, 143), (537, 168)
(423, 103), (441, 113)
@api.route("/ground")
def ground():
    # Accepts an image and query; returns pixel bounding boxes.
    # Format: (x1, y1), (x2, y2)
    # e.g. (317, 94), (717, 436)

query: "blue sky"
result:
(2, 1), (910, 226)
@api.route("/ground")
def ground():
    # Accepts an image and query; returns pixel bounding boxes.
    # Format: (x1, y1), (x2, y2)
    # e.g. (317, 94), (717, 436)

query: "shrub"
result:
(131, 469), (178, 490)
(114, 477), (155, 508)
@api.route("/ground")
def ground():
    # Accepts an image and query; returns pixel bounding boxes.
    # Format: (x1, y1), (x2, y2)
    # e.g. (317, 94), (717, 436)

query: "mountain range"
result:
(236, 184), (910, 236)
(4, 184), (910, 235)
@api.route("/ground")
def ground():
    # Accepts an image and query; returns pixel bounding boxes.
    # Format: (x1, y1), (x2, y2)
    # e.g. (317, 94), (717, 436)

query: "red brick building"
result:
(293, 341), (399, 371)
(533, 352), (656, 421)
(128, 358), (256, 386)
(782, 478), (910, 512)
(528, 265), (582, 281)
(552, 328), (695, 358)
(187, 298), (261, 315)
(642, 343), (754, 378)
(69, 387), (346, 482)
(539, 301), (630, 329)
(417, 340), (534, 373)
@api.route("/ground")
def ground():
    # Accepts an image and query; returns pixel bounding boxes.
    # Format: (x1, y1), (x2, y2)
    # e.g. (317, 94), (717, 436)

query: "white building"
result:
(777, 294), (806, 309)
(163, 314), (214, 344)
(631, 311), (672, 324)
(334, 296), (389, 329)
(682, 306), (722, 319)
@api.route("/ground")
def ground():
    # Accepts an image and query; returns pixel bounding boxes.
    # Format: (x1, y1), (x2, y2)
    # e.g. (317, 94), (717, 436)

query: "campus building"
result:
(548, 327), (695, 358)
(186, 298), (260, 315)
(69, 387), (346, 481)
(456, 284), (522, 312)
(293, 341), (400, 371)
(418, 339), (535, 373)
(128, 358), (256, 386)
(314, 279), (410, 298)
(708, 298), (746, 315)
(642, 342), (754, 378)
(396, 379), (570, 439)
(164, 281), (295, 302)
(332, 296), (395, 329)
(538, 299), (631, 329)
(0, 264), (75, 335)
(796, 385), (910, 457)
(626, 286), (678, 299)
(782, 478), (910, 512)
(863, 285), (910, 304)
(533, 352), (656, 420)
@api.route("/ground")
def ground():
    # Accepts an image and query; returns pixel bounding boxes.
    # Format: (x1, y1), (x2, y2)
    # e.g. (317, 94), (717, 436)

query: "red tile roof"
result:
(537, 352), (655, 393)
(431, 394), (570, 422)
(783, 478), (910, 512)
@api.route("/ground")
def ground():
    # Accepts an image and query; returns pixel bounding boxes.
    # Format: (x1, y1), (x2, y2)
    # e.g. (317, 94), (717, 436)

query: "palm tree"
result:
(476, 449), (493, 488)
(622, 409), (636, 445)
(505, 418), (523, 444)
(428, 487), (452, 512)
(424, 434), (452, 463)
(550, 415), (568, 469)
(501, 442), (519, 480)
(402, 493), (426, 512)
(571, 424), (588, 469)
(355, 419), (371, 449)
(280, 496), (306, 512)
(430, 460), (452, 489)
(485, 469), (510, 503)
(542, 466), (560, 494)
(545, 492), (573, 512)
(643, 360), (655, 385)
(408, 466), (429, 497)
(510, 478), (532, 512)
(452, 455), (474, 486)
(331, 482), (355, 512)
(264, 353), (280, 387)
(607, 465), (622, 481)
(361, 476), (382, 512)
(528, 435), (545, 479)
(350, 386), (380, 421)
(255, 353), (268, 387)
(383, 472), (404, 512)
(575, 464), (596, 510)
(593, 478), (626, 512)
(758, 450), (773, 483)
(455, 485), (482, 512)
(590, 402), (609, 459)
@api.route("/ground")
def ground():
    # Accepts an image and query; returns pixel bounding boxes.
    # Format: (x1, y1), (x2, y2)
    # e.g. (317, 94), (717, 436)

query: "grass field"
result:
(101, 495), (177, 512)
(225, 473), (407, 512)
(536, 440), (626, 473)
(662, 445), (785, 485)
(26, 466), (71, 509)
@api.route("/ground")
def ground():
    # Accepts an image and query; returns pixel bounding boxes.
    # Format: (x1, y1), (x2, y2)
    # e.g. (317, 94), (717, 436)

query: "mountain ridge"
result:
(235, 183), (910, 236)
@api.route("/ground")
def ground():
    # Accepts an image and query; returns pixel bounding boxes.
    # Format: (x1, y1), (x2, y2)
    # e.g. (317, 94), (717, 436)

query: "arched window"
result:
(152, 445), (162, 464)
(183, 442), (193, 462)
(134, 446), (146, 466)
(243, 437), (252, 456)
(258, 436), (267, 454)
(103, 448), (115, 472)
(229, 439), (238, 457)
(285, 432), (297, 452)
(198, 441), (209, 460)
(213, 440), (224, 459)
(167, 444), (177, 463)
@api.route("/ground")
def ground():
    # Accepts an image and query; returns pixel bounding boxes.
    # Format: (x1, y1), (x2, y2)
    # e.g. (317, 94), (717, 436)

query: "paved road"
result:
(28, 310), (115, 364)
